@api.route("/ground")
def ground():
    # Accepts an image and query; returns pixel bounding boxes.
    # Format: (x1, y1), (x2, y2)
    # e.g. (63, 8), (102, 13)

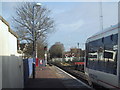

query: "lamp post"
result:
(32, 3), (41, 79)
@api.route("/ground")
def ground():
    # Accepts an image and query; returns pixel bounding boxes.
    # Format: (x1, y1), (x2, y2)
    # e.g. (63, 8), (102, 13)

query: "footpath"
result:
(24, 65), (66, 88)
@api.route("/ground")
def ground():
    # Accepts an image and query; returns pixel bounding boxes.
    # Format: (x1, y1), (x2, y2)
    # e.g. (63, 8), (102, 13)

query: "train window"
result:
(104, 36), (112, 45)
(87, 39), (101, 70)
(98, 52), (103, 60)
(110, 34), (113, 41)
(85, 43), (89, 68)
(104, 36), (113, 51)
(113, 52), (117, 74)
(104, 52), (113, 59)
(86, 34), (118, 75)
(113, 34), (118, 45)
(89, 54), (97, 58)
(102, 37), (104, 43)
(103, 34), (118, 75)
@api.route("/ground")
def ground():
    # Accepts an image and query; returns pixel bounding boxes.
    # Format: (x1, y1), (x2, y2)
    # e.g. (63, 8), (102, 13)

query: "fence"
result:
(2, 56), (24, 88)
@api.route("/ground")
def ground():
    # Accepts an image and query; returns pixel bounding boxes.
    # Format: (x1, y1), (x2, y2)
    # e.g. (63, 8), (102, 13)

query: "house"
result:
(64, 48), (85, 62)
(0, 16), (24, 89)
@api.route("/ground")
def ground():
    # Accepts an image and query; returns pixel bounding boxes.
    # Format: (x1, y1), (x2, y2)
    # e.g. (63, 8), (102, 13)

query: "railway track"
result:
(50, 63), (109, 90)
(51, 63), (90, 85)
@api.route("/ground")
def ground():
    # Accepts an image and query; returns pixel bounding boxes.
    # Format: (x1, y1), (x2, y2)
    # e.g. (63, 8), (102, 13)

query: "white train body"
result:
(85, 24), (120, 89)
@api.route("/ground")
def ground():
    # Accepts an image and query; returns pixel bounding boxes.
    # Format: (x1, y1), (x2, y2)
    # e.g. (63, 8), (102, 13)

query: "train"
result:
(84, 24), (120, 89)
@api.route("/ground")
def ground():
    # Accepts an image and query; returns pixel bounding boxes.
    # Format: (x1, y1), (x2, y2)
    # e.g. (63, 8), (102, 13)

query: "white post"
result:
(45, 51), (47, 66)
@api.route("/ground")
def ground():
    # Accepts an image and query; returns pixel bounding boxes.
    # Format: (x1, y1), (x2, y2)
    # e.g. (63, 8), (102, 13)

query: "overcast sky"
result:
(0, 2), (118, 51)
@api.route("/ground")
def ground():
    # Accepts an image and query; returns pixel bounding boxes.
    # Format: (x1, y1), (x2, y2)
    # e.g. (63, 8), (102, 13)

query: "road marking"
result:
(54, 66), (92, 89)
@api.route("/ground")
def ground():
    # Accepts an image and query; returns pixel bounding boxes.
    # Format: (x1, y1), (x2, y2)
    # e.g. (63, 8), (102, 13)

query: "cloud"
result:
(2, 2), (118, 51)
(58, 20), (84, 32)
(0, 2), (2, 16)
(47, 2), (102, 50)
(1, 0), (119, 2)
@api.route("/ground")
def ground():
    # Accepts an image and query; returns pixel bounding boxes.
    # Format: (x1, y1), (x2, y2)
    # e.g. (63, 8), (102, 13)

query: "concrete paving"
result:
(25, 66), (65, 88)
(52, 66), (91, 88)
(24, 65), (91, 89)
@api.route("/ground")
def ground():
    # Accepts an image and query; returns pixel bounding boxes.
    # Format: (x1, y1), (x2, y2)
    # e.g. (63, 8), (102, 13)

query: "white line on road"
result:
(54, 65), (92, 89)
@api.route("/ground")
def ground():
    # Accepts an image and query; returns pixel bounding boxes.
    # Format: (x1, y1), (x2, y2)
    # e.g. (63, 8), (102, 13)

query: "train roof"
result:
(88, 24), (119, 40)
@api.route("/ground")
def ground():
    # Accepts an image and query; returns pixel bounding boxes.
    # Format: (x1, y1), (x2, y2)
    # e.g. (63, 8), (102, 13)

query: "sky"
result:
(0, 1), (118, 51)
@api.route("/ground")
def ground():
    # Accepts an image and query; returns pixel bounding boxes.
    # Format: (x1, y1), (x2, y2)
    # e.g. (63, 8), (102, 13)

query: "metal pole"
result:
(32, 3), (41, 79)
(32, 5), (36, 79)
(36, 42), (37, 58)
(77, 43), (80, 60)
(100, 1), (103, 31)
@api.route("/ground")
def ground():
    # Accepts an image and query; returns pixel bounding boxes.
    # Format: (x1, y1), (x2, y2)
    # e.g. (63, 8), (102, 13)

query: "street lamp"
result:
(32, 3), (41, 79)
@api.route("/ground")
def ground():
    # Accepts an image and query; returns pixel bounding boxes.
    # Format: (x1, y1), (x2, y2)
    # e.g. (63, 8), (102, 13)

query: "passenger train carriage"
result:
(85, 24), (120, 89)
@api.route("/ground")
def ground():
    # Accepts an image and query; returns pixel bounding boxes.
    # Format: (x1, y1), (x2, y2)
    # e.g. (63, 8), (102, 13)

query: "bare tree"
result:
(23, 39), (47, 58)
(13, 2), (54, 43)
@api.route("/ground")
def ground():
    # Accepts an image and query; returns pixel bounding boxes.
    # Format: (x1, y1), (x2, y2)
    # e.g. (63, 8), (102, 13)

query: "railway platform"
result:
(24, 65), (92, 89)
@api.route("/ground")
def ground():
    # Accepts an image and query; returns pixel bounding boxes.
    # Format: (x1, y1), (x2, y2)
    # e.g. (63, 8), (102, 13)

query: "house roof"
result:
(0, 16), (18, 38)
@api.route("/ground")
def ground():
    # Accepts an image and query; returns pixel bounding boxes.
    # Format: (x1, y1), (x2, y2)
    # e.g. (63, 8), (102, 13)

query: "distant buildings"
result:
(64, 48), (85, 62)
(50, 42), (85, 62)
